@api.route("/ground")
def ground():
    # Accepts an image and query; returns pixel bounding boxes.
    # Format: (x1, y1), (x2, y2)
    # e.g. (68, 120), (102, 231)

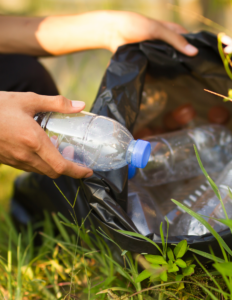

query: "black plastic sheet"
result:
(13, 31), (232, 257)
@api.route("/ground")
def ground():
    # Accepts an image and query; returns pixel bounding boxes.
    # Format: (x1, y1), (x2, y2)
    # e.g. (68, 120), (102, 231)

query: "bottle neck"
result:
(126, 140), (137, 164)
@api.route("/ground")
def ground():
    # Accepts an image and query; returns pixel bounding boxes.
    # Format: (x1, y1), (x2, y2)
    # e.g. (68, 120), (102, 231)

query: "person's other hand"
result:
(108, 11), (198, 56)
(0, 91), (93, 179)
(221, 35), (232, 54)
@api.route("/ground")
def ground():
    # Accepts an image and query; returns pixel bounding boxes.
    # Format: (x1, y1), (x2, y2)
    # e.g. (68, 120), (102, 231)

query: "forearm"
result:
(0, 11), (116, 56)
(0, 11), (198, 57)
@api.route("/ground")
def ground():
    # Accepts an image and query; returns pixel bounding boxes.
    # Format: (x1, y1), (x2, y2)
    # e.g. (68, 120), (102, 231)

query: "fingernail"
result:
(71, 100), (85, 108)
(84, 172), (93, 178)
(185, 44), (198, 55)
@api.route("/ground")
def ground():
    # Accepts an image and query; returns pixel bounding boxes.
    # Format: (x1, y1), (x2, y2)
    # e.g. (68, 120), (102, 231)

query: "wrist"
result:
(93, 10), (121, 52)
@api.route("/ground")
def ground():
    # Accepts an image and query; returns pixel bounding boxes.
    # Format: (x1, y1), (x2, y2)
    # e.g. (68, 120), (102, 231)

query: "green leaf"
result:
(175, 275), (184, 282)
(121, 250), (128, 256)
(185, 256), (195, 266)
(168, 263), (179, 273)
(168, 260), (173, 267)
(177, 282), (185, 291)
(145, 255), (167, 265)
(213, 262), (232, 276)
(174, 240), (187, 259)
(117, 230), (163, 255)
(229, 89), (232, 98)
(135, 269), (151, 283)
(160, 271), (167, 281)
(52, 213), (71, 243)
(194, 145), (221, 199)
(182, 266), (195, 276)
(217, 219), (232, 228)
(160, 222), (166, 259)
(150, 264), (160, 269)
(167, 247), (174, 261)
(188, 248), (225, 263)
(175, 259), (187, 268)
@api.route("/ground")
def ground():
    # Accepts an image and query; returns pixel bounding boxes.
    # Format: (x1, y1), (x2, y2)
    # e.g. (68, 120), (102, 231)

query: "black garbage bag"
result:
(12, 31), (232, 256)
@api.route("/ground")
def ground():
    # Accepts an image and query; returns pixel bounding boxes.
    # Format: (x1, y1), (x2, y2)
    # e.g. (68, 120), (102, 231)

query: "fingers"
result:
(37, 133), (93, 179)
(155, 23), (198, 56)
(221, 35), (232, 54)
(22, 92), (86, 116)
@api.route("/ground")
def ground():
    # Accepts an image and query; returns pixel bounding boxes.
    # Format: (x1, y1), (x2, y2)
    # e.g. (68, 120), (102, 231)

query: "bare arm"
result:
(0, 11), (198, 56)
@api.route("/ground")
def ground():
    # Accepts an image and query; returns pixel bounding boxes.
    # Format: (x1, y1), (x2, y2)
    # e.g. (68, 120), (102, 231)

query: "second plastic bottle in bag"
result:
(169, 159), (232, 236)
(130, 125), (232, 186)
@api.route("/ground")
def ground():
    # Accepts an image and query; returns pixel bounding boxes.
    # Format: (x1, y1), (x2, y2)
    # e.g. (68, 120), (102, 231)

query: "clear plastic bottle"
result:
(34, 111), (151, 171)
(130, 125), (232, 186)
(127, 171), (220, 237)
(169, 160), (232, 236)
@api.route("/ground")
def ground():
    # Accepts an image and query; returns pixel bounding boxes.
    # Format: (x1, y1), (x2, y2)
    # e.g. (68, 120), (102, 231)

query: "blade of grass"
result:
(171, 199), (231, 260)
(213, 262), (232, 296)
(188, 248), (225, 263)
(7, 231), (12, 300)
(159, 222), (166, 260)
(194, 145), (221, 200)
(193, 255), (226, 299)
(117, 230), (163, 255)
(15, 234), (22, 300)
(165, 217), (169, 257)
(52, 213), (71, 243)
(192, 277), (229, 300)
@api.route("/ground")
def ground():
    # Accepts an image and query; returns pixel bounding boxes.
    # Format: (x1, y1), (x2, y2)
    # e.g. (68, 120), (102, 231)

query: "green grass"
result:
(1, 155), (232, 300)
(0, 198), (231, 300)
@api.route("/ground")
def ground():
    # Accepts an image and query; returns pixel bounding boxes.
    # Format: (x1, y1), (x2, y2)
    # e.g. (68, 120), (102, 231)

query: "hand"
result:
(107, 11), (198, 56)
(0, 12), (198, 57)
(0, 91), (93, 179)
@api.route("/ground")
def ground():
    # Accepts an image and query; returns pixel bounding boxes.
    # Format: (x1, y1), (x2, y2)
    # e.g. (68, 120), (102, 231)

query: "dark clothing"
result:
(0, 54), (58, 95)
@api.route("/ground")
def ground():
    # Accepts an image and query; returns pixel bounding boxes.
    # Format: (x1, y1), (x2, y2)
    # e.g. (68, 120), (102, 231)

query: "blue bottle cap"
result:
(128, 164), (137, 179)
(131, 139), (151, 169)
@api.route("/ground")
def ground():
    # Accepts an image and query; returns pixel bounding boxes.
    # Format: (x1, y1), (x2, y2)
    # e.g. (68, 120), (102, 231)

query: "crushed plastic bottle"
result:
(127, 172), (219, 236)
(34, 111), (151, 171)
(130, 125), (232, 186)
(169, 160), (232, 236)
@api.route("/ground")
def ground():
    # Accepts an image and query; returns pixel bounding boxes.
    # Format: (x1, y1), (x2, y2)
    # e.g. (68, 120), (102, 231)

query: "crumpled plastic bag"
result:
(13, 31), (232, 257)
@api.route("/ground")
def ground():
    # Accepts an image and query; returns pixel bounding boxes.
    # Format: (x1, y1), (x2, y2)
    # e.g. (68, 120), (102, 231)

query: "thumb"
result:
(27, 93), (85, 115)
(157, 24), (198, 57)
